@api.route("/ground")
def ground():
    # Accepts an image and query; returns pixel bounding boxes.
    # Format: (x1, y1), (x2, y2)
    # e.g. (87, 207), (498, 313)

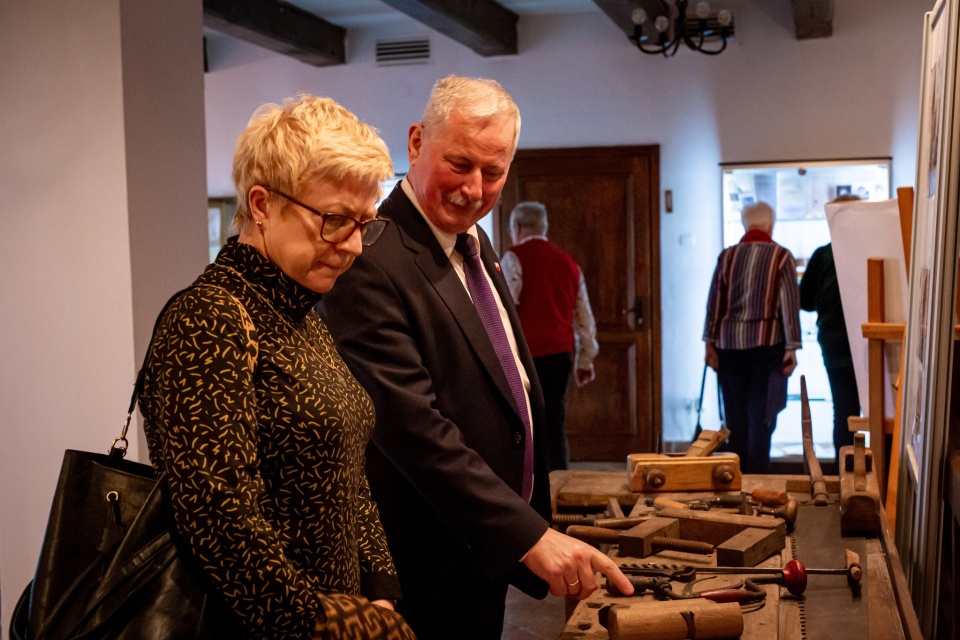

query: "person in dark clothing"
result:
(319, 75), (632, 640)
(140, 95), (415, 640)
(800, 195), (863, 466)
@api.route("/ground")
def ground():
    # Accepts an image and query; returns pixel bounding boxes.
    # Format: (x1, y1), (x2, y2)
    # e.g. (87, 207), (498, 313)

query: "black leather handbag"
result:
(10, 290), (242, 640)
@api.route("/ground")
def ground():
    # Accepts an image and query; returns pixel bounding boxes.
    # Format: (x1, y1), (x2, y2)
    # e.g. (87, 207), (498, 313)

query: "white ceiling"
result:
(281, 0), (600, 28)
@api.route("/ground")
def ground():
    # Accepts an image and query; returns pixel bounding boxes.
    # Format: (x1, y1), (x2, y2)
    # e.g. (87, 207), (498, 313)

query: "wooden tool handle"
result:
(593, 516), (652, 529)
(845, 549), (863, 583)
(684, 427), (731, 457)
(652, 497), (688, 511)
(608, 601), (744, 640)
(565, 525), (619, 545)
(800, 376), (830, 506)
(750, 489), (788, 506)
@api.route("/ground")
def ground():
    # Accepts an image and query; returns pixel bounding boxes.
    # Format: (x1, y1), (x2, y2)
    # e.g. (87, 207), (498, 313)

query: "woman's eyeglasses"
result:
(262, 186), (390, 246)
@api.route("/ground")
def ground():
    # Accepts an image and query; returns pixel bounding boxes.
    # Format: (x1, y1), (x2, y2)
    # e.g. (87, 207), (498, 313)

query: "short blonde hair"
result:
(231, 95), (393, 232)
(741, 201), (775, 232)
(420, 76), (521, 153)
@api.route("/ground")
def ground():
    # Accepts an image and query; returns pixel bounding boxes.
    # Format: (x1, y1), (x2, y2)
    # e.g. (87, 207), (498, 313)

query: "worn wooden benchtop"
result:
(550, 470), (921, 640)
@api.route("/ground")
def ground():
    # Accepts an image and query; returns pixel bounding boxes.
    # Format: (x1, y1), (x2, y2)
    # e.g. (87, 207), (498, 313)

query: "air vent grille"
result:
(376, 38), (430, 66)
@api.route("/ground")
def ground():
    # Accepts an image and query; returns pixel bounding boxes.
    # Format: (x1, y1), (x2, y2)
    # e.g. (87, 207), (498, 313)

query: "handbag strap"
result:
(109, 286), (193, 459)
(109, 282), (257, 458)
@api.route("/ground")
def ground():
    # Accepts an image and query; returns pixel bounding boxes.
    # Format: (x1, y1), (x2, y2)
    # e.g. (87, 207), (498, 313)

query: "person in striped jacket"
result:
(703, 201), (802, 473)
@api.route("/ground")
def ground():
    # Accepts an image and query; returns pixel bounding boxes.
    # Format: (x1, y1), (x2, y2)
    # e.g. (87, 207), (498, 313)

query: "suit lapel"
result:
(383, 188), (522, 418)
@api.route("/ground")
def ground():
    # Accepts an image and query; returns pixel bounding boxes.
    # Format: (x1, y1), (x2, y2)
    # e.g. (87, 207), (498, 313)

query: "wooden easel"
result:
(850, 186), (913, 529)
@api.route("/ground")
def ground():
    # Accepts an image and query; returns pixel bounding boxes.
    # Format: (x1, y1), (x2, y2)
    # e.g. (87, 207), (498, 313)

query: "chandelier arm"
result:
(632, 36), (669, 55)
(684, 27), (706, 52)
(667, 37), (683, 57)
(699, 38), (728, 55)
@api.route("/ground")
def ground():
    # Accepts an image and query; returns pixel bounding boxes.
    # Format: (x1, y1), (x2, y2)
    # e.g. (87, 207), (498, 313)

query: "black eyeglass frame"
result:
(261, 185), (390, 246)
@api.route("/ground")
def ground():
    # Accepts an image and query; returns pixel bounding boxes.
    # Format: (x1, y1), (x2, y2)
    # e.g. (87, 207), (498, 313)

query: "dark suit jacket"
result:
(319, 185), (551, 605)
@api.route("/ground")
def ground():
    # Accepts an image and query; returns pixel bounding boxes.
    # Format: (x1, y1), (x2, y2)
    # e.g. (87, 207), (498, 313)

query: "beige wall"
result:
(203, 0), (934, 442)
(0, 1), (207, 633)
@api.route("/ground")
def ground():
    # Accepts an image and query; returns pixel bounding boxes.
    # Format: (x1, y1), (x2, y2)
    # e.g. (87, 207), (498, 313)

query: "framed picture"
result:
(208, 198), (236, 263)
(896, 0), (960, 633)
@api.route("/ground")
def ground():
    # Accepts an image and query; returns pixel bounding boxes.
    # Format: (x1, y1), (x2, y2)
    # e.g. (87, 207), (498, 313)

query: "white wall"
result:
(204, 0), (931, 444)
(0, 1), (207, 634)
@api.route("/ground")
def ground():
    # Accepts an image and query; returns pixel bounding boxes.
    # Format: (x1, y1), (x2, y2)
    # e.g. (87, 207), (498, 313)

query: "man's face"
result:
(406, 110), (516, 234)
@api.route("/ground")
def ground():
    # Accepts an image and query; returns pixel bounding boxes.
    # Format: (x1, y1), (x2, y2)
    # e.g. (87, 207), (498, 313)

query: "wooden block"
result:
(617, 517), (679, 558)
(555, 471), (636, 510)
(655, 507), (786, 547)
(716, 526), (785, 567)
(627, 453), (742, 492)
(839, 443), (882, 535)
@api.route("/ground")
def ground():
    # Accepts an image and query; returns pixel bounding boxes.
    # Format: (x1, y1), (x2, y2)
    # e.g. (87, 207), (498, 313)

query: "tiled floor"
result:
(501, 586), (567, 640)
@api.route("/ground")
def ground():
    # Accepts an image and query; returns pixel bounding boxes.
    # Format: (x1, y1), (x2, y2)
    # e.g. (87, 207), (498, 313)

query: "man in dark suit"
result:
(319, 75), (631, 640)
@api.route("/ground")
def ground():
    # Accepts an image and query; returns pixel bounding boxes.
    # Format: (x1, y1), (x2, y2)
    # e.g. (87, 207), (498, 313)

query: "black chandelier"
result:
(629, 0), (734, 57)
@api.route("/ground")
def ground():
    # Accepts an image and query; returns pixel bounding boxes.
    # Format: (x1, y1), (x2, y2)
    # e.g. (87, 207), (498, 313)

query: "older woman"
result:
(139, 96), (415, 639)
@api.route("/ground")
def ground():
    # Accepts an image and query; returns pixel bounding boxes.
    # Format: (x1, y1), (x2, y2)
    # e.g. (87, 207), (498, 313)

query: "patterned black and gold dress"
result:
(140, 239), (410, 640)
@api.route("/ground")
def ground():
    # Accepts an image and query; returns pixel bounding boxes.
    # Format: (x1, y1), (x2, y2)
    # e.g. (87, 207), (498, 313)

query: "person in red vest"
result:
(501, 201), (599, 471)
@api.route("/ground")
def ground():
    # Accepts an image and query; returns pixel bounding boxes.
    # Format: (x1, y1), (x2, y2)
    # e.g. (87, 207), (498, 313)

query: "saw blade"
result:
(793, 503), (868, 639)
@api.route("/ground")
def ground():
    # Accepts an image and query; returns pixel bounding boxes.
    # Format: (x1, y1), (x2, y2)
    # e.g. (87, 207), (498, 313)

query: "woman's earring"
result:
(256, 220), (263, 228)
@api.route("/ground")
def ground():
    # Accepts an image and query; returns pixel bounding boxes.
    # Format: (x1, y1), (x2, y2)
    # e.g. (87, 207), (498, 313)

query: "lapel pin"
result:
(495, 263), (501, 272)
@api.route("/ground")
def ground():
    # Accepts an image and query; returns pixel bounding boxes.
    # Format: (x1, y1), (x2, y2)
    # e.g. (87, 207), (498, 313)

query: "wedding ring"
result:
(566, 578), (580, 589)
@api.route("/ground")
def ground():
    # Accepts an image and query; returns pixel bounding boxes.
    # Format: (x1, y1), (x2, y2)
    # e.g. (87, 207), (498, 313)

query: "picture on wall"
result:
(896, 0), (960, 632)
(903, 3), (949, 480)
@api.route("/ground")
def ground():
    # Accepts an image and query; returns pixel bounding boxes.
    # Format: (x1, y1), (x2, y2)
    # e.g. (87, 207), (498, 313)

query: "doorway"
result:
(720, 159), (893, 461)
(498, 145), (662, 460)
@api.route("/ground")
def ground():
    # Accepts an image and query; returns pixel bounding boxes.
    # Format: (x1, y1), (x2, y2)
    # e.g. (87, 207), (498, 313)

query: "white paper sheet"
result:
(826, 199), (909, 419)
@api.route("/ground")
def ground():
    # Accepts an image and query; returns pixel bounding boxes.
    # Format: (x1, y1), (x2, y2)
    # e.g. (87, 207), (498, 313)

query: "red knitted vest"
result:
(508, 239), (580, 357)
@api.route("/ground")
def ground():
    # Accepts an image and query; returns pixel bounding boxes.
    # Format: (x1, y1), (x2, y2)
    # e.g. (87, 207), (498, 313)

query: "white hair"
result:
(420, 75), (521, 153)
(741, 201), (775, 232)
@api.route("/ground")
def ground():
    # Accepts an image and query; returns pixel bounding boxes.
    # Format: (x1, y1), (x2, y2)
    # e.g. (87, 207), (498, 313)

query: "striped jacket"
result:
(703, 231), (802, 351)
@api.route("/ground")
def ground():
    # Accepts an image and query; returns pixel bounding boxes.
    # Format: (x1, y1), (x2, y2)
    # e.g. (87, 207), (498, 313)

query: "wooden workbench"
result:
(551, 470), (921, 640)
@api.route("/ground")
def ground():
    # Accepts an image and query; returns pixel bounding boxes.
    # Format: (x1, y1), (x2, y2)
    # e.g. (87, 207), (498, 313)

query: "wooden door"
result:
(498, 146), (661, 460)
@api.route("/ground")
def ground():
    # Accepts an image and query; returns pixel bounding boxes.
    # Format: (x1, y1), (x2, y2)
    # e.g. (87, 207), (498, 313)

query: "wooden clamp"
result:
(839, 433), (882, 535)
(627, 453), (742, 493)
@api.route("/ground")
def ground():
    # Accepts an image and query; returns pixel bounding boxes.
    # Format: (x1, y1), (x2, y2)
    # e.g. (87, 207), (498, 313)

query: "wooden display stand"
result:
(847, 186), (913, 528)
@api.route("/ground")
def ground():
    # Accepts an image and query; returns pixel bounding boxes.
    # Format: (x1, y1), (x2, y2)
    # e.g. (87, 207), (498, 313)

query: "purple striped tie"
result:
(456, 233), (533, 502)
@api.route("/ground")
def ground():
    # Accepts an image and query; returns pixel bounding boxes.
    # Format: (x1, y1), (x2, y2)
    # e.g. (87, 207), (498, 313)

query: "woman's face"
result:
(254, 175), (380, 293)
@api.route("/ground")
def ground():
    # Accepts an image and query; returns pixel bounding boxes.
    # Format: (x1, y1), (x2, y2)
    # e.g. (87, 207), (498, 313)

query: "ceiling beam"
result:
(790, 0), (834, 40)
(592, 0), (645, 38)
(380, 0), (518, 57)
(203, 0), (345, 67)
